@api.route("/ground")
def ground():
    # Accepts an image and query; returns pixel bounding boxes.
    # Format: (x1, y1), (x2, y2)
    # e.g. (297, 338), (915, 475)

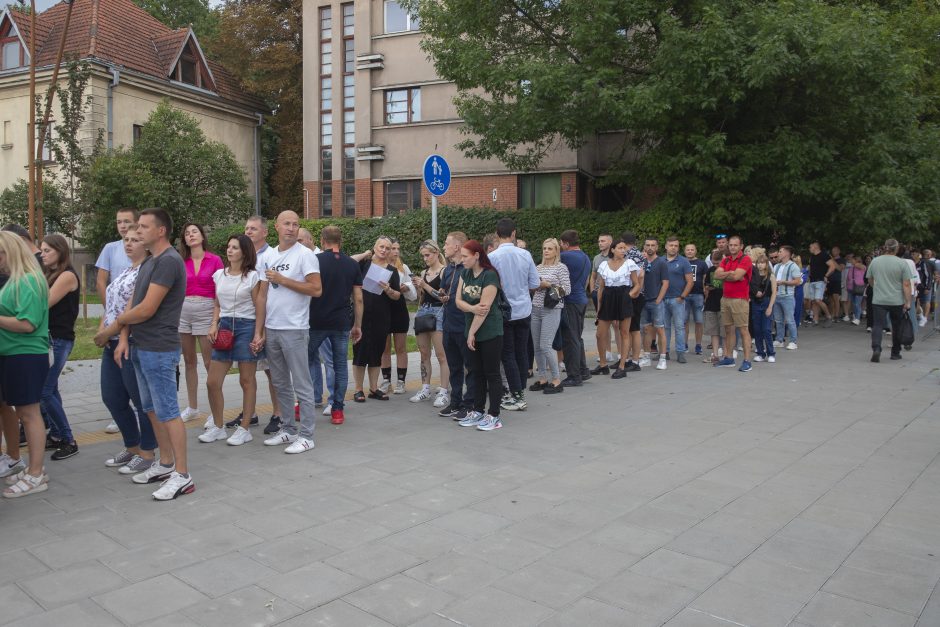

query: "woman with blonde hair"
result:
(39, 234), (80, 460)
(528, 238), (571, 393)
(410, 239), (451, 407)
(380, 239), (416, 394)
(0, 231), (51, 497)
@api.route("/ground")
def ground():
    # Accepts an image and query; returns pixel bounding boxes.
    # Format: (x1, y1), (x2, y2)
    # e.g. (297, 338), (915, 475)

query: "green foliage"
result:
(0, 178), (71, 236)
(207, 207), (711, 268)
(405, 0), (940, 247)
(80, 101), (253, 254)
(133, 0), (219, 42)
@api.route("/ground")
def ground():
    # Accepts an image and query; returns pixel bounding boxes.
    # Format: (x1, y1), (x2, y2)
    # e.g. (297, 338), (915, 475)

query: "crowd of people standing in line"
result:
(0, 206), (936, 500)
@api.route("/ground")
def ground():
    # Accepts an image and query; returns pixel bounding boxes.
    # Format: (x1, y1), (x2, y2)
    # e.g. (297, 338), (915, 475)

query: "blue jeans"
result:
(309, 330), (348, 411)
(444, 330), (476, 409)
(663, 297), (688, 354)
(772, 295), (798, 343)
(102, 340), (156, 451)
(309, 336), (335, 404)
(851, 293), (863, 321)
(685, 293), (704, 325)
(131, 346), (182, 422)
(751, 298), (775, 357)
(42, 337), (74, 442)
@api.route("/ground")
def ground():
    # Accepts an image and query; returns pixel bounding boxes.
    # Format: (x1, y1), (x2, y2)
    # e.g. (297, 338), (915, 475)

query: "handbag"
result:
(898, 314), (916, 346)
(414, 312), (437, 334)
(543, 285), (563, 309)
(851, 283), (866, 296)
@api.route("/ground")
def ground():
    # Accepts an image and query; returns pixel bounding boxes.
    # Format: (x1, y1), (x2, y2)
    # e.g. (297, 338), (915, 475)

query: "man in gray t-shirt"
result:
(99, 208), (193, 501)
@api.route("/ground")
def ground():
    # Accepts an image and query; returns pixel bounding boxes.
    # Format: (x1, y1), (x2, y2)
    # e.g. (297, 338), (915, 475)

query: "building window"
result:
(385, 180), (422, 214)
(384, 1), (420, 33)
(518, 173), (561, 208)
(340, 3), (354, 216)
(132, 124), (143, 145)
(384, 88), (420, 125)
(320, 6), (333, 218)
(2, 120), (11, 146)
(343, 181), (356, 216)
(343, 4), (354, 37)
(322, 183), (333, 217)
(2, 40), (20, 70)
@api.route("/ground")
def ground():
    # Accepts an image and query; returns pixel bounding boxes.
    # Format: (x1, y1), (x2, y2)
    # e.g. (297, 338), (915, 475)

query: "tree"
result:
(0, 178), (70, 236)
(211, 0), (302, 213)
(405, 0), (940, 247)
(80, 101), (253, 254)
(133, 0), (219, 41)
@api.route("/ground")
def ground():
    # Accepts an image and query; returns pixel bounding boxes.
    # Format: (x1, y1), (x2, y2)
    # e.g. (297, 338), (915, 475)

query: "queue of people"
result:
(0, 206), (936, 500)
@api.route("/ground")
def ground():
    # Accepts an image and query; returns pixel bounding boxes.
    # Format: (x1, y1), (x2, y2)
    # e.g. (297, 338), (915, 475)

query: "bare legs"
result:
(180, 333), (212, 410)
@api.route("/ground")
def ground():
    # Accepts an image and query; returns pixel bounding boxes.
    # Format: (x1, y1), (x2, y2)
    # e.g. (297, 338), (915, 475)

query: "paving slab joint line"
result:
(685, 607), (750, 627)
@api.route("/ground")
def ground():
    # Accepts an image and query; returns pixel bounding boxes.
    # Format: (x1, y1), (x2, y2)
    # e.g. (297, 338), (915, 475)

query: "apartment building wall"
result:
(302, 0), (583, 219)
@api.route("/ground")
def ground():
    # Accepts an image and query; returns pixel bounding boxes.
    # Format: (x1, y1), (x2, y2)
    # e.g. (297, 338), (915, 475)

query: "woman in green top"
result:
(0, 231), (51, 498)
(455, 240), (504, 432)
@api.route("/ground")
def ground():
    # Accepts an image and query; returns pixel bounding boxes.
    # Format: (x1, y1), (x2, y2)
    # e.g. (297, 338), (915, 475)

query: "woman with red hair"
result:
(454, 240), (504, 431)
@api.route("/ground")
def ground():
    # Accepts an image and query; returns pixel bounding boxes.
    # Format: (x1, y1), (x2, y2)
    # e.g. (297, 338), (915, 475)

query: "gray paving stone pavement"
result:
(2, 321), (940, 626)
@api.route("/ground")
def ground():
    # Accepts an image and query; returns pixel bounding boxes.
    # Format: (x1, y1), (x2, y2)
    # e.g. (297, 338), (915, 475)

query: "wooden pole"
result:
(26, 0), (36, 239)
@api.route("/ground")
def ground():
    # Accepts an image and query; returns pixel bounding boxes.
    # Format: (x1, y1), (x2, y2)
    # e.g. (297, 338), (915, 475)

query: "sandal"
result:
(368, 389), (389, 401)
(353, 391), (366, 403)
(3, 471), (48, 498)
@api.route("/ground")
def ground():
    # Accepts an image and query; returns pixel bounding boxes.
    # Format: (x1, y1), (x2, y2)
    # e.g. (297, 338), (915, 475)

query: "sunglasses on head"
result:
(715, 234), (727, 239)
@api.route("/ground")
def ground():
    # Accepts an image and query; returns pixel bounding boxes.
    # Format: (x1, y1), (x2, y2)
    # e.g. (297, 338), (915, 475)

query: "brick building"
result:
(301, 0), (626, 219)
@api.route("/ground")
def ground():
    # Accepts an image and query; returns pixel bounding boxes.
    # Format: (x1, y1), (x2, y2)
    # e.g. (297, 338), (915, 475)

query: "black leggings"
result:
(469, 335), (504, 417)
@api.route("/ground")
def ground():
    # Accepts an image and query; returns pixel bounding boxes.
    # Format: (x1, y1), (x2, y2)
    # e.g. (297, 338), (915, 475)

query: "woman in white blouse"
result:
(594, 239), (641, 379)
(201, 235), (267, 446)
(528, 238), (571, 394)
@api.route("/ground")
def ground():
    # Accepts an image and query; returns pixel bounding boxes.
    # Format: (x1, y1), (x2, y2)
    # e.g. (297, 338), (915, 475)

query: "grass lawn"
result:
(71, 317), (420, 361)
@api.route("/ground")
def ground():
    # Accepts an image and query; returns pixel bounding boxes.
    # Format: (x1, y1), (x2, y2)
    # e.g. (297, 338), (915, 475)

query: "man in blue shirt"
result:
(663, 236), (694, 363)
(437, 231), (476, 421)
(559, 230), (592, 386)
(684, 243), (709, 355)
(640, 238), (670, 370)
(488, 218), (540, 411)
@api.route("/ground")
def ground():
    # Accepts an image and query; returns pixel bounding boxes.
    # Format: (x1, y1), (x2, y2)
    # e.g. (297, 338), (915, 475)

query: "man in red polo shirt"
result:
(714, 235), (754, 372)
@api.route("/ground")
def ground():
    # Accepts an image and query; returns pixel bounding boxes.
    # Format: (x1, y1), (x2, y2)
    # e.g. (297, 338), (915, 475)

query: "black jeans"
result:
(871, 304), (904, 356)
(469, 335), (504, 416)
(561, 301), (588, 381)
(443, 330), (476, 409)
(501, 317), (531, 394)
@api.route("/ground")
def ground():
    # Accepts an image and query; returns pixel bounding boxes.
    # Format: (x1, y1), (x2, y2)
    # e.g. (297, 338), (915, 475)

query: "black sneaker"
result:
(452, 408), (469, 421)
(624, 361), (641, 372)
(529, 381), (546, 392)
(438, 404), (459, 417)
(45, 435), (63, 451)
(226, 412), (260, 429)
(580, 371), (593, 382)
(611, 368), (627, 379)
(51, 441), (79, 461)
(542, 383), (563, 394)
(262, 415), (282, 434)
(561, 377), (583, 387)
(590, 365), (610, 375)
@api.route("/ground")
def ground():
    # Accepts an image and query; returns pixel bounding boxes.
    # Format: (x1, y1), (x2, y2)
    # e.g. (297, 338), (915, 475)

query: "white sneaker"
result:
(0, 455), (25, 478)
(852, 319), (861, 326)
(322, 404), (332, 416)
(410, 387), (432, 403)
(768, 356), (776, 363)
(198, 426), (227, 443)
(842, 315), (851, 322)
(717, 347), (724, 358)
(772, 340), (784, 348)
(458, 411), (485, 427)
(605, 351), (615, 362)
(227, 427), (252, 446)
(132, 462), (174, 484)
(918, 315), (928, 327)
(378, 378), (391, 394)
(433, 388), (450, 408)
(753, 355), (764, 362)
(284, 437), (315, 454)
(105, 421), (120, 434)
(152, 471), (194, 501)
(786, 342), (798, 350)
(476, 414), (502, 431)
(638, 355), (651, 368)
(732, 350), (739, 360)
(656, 357), (667, 370)
(180, 407), (199, 422)
(203, 415), (215, 429)
(394, 380), (406, 395)
(559, 361), (566, 372)
(264, 430), (298, 446)
(119, 455), (151, 475)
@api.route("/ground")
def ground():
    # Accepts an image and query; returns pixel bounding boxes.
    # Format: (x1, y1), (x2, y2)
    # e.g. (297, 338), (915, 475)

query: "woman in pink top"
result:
(178, 223), (223, 422)
(845, 255), (867, 326)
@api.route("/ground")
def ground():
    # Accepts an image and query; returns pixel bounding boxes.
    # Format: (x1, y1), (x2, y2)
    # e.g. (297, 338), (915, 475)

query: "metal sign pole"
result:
(432, 195), (438, 243)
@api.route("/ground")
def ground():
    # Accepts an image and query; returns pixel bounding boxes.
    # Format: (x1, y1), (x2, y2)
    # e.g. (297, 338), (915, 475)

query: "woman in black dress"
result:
(379, 239), (416, 394)
(352, 237), (401, 402)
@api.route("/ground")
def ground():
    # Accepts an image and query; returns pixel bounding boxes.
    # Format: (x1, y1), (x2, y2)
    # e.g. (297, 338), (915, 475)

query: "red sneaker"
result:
(330, 409), (345, 425)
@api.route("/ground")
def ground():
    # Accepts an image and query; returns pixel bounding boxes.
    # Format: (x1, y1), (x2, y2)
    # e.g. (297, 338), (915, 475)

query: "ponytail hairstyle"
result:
(41, 233), (74, 287)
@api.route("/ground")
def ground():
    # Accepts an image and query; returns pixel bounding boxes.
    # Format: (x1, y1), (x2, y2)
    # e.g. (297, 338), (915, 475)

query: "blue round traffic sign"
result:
(423, 154), (451, 197)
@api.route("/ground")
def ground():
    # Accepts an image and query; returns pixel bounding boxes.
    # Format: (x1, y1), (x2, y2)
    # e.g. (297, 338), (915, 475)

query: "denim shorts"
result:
(415, 304), (444, 332)
(806, 281), (826, 301)
(640, 299), (665, 328)
(132, 346), (181, 422)
(211, 317), (265, 363)
(685, 293), (705, 324)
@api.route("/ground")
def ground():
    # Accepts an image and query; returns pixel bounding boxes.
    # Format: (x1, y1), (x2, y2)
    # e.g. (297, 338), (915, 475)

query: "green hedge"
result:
(207, 206), (711, 268)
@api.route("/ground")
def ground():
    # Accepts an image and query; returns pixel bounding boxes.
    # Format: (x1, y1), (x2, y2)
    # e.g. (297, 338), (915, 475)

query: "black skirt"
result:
(598, 285), (633, 321)
(390, 299), (411, 333)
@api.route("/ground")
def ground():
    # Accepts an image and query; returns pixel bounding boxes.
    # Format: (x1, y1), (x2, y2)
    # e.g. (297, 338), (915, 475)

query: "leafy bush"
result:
(208, 206), (712, 268)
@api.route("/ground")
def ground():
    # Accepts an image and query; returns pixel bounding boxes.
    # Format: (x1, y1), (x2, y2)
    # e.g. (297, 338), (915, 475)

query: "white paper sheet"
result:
(362, 263), (394, 295)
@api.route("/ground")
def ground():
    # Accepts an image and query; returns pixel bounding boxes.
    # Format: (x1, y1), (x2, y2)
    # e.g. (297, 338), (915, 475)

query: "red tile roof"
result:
(5, 0), (264, 113)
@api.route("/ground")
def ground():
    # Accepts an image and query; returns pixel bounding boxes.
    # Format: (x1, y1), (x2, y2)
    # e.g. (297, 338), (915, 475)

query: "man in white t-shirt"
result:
(257, 211), (322, 453)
